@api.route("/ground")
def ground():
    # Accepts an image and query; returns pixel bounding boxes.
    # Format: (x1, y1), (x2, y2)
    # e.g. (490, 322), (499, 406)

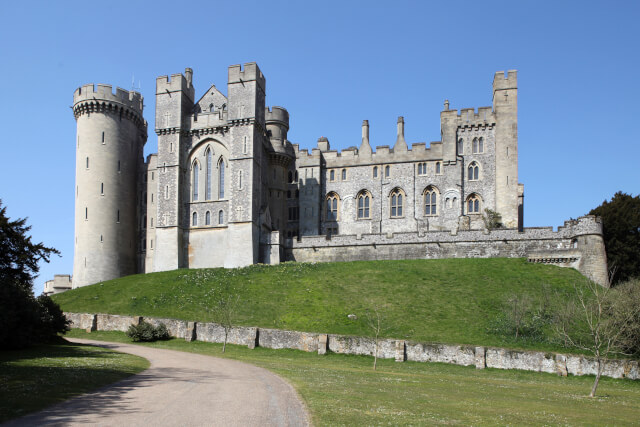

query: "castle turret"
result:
(493, 70), (520, 229)
(265, 106), (293, 233)
(72, 84), (147, 288)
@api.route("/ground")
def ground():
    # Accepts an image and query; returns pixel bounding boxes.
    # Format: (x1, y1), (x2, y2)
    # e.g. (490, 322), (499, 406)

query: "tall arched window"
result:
(467, 194), (481, 213)
(373, 166), (378, 178)
(389, 188), (404, 218)
(478, 137), (484, 153)
(218, 210), (224, 224)
(288, 171), (293, 183)
(472, 138), (478, 154)
(424, 186), (438, 215)
(468, 162), (479, 181)
(457, 138), (464, 154)
(192, 161), (199, 201)
(205, 211), (211, 225)
(218, 158), (225, 199)
(206, 148), (212, 200)
(326, 192), (340, 221)
(357, 191), (371, 219)
(192, 212), (198, 226)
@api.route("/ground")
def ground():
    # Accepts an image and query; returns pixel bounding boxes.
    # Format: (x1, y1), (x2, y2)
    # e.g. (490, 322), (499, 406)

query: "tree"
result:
(0, 200), (68, 349)
(192, 271), (241, 353)
(365, 306), (383, 371)
(554, 278), (640, 397)
(589, 192), (640, 284)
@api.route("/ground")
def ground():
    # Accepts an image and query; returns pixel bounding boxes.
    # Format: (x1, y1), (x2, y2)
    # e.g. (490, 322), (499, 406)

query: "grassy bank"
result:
(66, 330), (640, 426)
(54, 258), (584, 351)
(0, 341), (149, 423)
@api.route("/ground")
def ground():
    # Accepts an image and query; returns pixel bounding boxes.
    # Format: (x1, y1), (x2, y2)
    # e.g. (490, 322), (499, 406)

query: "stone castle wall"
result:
(65, 312), (639, 381)
(285, 215), (608, 286)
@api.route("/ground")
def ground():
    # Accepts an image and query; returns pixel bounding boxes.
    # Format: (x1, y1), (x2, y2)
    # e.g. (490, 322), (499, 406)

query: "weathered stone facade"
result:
(70, 62), (608, 288)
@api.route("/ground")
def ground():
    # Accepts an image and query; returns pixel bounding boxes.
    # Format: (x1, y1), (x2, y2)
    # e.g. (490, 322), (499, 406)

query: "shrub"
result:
(126, 321), (170, 342)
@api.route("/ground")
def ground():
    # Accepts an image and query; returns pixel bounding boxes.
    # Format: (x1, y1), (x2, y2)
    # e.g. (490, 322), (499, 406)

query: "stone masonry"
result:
(69, 63), (609, 288)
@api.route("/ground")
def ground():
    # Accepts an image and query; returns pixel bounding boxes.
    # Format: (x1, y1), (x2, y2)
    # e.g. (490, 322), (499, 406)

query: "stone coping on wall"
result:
(289, 217), (601, 250)
(65, 312), (639, 381)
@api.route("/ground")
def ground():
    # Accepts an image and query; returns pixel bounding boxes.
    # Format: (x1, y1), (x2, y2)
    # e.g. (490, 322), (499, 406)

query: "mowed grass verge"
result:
(0, 341), (149, 423)
(55, 258), (585, 351)
(66, 330), (640, 426)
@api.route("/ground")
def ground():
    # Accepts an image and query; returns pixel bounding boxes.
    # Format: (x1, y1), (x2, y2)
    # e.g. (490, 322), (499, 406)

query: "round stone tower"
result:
(72, 84), (147, 288)
(265, 106), (293, 231)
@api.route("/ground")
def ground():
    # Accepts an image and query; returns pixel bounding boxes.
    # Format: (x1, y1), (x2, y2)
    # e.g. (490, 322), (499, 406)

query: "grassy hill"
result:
(53, 258), (586, 351)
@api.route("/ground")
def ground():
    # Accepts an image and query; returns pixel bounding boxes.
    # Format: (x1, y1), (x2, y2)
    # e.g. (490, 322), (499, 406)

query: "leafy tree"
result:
(0, 200), (67, 349)
(589, 192), (640, 284)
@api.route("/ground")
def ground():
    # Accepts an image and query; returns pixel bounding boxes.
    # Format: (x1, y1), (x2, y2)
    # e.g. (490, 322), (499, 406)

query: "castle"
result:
(67, 62), (608, 291)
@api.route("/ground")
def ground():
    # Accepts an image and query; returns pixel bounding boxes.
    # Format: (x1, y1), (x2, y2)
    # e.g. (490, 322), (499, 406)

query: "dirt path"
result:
(5, 339), (310, 427)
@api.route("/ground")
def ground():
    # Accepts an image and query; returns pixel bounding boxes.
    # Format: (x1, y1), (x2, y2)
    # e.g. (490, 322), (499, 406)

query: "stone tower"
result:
(492, 70), (521, 229)
(72, 84), (147, 288)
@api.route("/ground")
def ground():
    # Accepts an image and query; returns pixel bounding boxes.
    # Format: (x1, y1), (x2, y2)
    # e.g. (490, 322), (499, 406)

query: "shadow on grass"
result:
(2, 341), (232, 426)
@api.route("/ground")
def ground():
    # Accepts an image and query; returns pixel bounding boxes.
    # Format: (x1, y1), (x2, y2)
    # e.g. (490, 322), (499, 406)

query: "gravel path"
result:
(5, 339), (310, 427)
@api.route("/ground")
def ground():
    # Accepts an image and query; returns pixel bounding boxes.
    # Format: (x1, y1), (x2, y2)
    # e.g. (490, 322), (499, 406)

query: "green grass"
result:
(0, 341), (149, 423)
(66, 330), (640, 426)
(54, 258), (585, 352)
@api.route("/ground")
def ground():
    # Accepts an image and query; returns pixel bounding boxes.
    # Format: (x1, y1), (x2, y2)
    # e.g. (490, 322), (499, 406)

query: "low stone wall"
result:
(65, 312), (639, 381)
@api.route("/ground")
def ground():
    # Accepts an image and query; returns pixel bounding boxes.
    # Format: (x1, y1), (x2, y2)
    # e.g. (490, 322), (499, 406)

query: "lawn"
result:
(66, 330), (640, 426)
(54, 258), (586, 352)
(0, 341), (149, 423)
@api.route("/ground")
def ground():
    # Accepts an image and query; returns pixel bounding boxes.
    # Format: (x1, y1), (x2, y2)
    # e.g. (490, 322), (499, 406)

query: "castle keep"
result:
(70, 63), (608, 289)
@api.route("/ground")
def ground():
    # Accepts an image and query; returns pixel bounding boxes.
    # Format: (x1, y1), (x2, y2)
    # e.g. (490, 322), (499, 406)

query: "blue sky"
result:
(1, 0), (638, 294)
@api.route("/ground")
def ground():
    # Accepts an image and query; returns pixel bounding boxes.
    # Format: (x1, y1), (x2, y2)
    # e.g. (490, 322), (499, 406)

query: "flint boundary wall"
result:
(66, 312), (638, 381)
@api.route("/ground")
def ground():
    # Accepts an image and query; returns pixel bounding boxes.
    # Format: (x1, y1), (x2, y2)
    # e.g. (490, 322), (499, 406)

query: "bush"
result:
(126, 321), (170, 342)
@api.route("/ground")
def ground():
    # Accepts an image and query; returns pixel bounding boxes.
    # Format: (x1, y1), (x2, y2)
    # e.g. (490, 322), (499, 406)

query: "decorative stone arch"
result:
(325, 191), (340, 221)
(443, 188), (460, 210)
(423, 185), (440, 216)
(388, 187), (406, 218)
(466, 193), (482, 214)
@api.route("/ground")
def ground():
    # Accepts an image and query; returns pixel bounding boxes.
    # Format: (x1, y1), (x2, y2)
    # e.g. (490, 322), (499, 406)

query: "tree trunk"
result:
(223, 328), (228, 353)
(373, 340), (378, 371)
(590, 359), (602, 397)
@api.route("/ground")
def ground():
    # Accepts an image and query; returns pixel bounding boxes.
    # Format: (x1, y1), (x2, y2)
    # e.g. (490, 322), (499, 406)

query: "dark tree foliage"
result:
(589, 192), (640, 284)
(0, 200), (68, 349)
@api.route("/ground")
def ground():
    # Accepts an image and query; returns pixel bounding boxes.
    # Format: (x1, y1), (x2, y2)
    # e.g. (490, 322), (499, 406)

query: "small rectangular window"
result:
(151, 171), (154, 181)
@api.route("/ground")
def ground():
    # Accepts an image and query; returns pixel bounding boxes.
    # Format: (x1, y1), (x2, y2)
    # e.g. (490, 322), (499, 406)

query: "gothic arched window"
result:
(357, 191), (371, 219)
(205, 148), (212, 200)
(467, 194), (481, 214)
(424, 186), (438, 216)
(218, 158), (225, 199)
(192, 211), (198, 226)
(389, 188), (404, 218)
(468, 162), (479, 181)
(219, 210), (224, 224)
(205, 211), (211, 225)
(192, 161), (199, 201)
(326, 192), (340, 221)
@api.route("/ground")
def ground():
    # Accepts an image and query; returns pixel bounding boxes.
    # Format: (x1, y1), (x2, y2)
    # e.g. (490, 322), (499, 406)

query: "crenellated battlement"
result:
(557, 215), (603, 236)
(441, 106), (496, 129)
(265, 106), (289, 127)
(493, 70), (517, 91)
(228, 62), (266, 92)
(73, 84), (144, 115)
(156, 70), (195, 99)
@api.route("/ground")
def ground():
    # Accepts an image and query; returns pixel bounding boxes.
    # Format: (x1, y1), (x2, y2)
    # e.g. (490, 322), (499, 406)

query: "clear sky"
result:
(1, 0), (638, 295)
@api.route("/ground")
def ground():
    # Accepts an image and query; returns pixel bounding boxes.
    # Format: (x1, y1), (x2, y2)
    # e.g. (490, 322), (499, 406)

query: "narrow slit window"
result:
(219, 159), (225, 199)
(102, 132), (105, 144)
